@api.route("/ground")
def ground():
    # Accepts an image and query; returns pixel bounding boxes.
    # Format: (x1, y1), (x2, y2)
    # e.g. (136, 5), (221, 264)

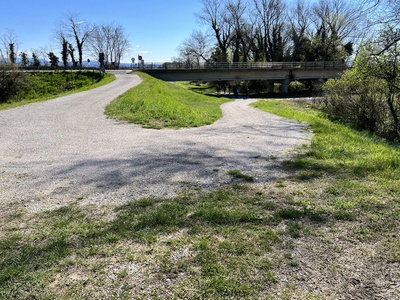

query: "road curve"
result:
(0, 71), (311, 212)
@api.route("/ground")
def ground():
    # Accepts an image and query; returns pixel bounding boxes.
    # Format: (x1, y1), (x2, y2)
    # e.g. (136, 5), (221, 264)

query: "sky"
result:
(0, 0), (204, 63)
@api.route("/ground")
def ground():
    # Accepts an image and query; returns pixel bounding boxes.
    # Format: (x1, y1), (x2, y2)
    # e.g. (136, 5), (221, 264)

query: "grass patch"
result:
(0, 71), (115, 110)
(105, 72), (230, 128)
(175, 81), (218, 96)
(227, 169), (255, 182)
(252, 100), (400, 179)
(0, 189), (281, 299)
(253, 99), (400, 235)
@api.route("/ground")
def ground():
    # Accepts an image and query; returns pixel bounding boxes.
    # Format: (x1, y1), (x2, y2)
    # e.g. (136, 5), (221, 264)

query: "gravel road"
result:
(0, 71), (312, 212)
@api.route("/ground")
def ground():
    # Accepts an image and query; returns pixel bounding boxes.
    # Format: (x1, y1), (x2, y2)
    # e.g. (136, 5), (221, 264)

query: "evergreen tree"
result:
(48, 52), (59, 67)
(32, 53), (40, 67)
(9, 43), (16, 64)
(20, 52), (29, 67)
(61, 38), (69, 68)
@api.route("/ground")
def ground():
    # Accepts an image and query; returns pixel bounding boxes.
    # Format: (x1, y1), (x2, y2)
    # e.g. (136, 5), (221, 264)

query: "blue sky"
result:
(0, 0), (204, 62)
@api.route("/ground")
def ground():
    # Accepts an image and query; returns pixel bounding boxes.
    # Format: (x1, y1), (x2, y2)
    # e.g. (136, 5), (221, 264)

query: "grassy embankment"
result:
(105, 72), (230, 128)
(0, 74), (399, 299)
(0, 71), (115, 110)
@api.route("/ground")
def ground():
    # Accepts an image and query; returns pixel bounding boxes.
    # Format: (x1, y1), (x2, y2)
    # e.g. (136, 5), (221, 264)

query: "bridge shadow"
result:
(252, 91), (315, 99)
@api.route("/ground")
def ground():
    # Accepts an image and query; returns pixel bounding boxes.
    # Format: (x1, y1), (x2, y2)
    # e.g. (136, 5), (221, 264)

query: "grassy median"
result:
(105, 72), (230, 128)
(1, 98), (399, 299)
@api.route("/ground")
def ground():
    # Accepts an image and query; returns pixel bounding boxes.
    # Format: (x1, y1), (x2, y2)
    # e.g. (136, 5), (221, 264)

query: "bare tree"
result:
(56, 12), (92, 67)
(287, 0), (313, 61)
(193, 0), (370, 63)
(252, 0), (289, 62)
(225, 0), (250, 62)
(112, 24), (130, 67)
(309, 0), (361, 61)
(364, 1), (400, 136)
(38, 46), (50, 66)
(89, 24), (107, 63)
(89, 22), (130, 68)
(0, 29), (19, 64)
(53, 20), (74, 66)
(178, 29), (211, 65)
(370, 0), (400, 55)
(196, 0), (232, 62)
(374, 0), (400, 27)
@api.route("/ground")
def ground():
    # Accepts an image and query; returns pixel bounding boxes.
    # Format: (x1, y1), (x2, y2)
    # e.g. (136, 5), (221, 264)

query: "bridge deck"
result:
(139, 61), (348, 93)
(141, 61), (347, 70)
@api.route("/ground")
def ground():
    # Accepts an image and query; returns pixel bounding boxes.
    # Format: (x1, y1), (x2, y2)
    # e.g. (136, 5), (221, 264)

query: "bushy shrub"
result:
(248, 80), (272, 94)
(0, 64), (30, 103)
(322, 46), (400, 142)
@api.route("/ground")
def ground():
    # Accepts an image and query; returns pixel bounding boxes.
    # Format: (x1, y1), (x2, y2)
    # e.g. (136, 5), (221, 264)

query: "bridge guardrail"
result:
(140, 61), (347, 70)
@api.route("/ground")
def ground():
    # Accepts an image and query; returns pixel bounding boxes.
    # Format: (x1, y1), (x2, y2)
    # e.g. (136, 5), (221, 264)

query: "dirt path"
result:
(0, 71), (311, 212)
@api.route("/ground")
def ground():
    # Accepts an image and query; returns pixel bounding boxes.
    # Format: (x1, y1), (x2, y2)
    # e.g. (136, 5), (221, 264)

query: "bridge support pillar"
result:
(281, 78), (291, 94)
(268, 82), (274, 93)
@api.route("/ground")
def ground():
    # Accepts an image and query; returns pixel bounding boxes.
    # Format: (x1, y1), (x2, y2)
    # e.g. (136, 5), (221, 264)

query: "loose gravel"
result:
(0, 71), (312, 212)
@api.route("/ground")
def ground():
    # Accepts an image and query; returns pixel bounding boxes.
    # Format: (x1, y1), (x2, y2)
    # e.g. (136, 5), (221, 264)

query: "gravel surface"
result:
(0, 71), (312, 212)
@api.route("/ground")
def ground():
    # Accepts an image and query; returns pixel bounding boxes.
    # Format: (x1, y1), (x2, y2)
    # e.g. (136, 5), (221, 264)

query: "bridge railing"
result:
(141, 61), (347, 70)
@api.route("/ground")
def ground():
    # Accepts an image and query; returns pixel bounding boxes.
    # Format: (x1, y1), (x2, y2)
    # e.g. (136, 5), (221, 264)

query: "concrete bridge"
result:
(139, 61), (347, 93)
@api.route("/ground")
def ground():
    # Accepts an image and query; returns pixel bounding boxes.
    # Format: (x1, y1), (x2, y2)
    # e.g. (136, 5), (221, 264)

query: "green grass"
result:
(252, 100), (400, 179)
(0, 71), (115, 110)
(1, 99), (399, 298)
(175, 81), (218, 96)
(227, 169), (255, 182)
(0, 188), (281, 299)
(105, 72), (230, 128)
(252, 99), (400, 231)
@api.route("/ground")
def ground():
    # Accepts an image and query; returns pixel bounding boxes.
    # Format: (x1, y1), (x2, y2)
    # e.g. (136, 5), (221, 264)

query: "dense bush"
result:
(0, 65), (30, 103)
(322, 46), (400, 142)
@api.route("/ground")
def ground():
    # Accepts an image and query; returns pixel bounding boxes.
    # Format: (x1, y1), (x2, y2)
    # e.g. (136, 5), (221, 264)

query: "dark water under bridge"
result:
(139, 61), (347, 93)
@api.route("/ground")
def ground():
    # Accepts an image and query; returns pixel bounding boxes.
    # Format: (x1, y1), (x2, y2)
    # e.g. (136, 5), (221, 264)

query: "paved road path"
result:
(0, 71), (311, 212)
